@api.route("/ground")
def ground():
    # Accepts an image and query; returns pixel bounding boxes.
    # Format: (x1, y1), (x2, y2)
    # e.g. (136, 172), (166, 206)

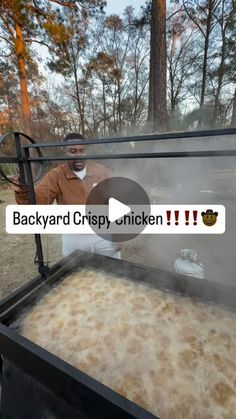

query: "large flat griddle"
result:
(0, 250), (235, 419)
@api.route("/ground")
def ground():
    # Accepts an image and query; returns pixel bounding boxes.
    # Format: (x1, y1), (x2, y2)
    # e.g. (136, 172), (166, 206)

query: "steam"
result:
(90, 130), (236, 286)
(36, 128), (236, 287)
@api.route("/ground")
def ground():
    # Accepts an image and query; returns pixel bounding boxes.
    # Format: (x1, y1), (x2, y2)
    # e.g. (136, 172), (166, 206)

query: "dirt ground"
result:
(0, 189), (236, 299)
(0, 189), (144, 297)
(0, 190), (60, 297)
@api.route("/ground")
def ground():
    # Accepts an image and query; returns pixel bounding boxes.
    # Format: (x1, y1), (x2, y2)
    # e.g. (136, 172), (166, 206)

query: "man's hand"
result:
(10, 176), (29, 194)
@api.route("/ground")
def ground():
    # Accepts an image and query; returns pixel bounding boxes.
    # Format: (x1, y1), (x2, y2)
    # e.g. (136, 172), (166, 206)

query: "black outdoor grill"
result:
(0, 129), (236, 419)
(0, 251), (236, 419)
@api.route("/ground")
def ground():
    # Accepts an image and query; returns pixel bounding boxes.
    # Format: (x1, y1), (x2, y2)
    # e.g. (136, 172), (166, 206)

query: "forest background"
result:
(0, 0), (235, 141)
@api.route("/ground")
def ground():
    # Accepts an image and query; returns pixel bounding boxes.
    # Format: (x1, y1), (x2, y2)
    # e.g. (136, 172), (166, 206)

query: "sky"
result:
(105, 0), (146, 15)
(43, 0), (148, 92)
(44, 0), (147, 89)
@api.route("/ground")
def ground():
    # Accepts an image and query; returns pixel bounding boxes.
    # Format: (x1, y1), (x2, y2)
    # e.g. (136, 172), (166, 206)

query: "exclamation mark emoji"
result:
(185, 210), (190, 225)
(175, 210), (179, 225)
(193, 210), (197, 225)
(167, 210), (171, 225)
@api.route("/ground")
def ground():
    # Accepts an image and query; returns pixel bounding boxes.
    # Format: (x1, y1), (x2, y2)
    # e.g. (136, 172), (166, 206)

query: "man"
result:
(13, 133), (121, 259)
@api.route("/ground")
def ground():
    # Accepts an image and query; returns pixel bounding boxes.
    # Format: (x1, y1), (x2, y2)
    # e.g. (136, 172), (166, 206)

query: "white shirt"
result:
(65, 165), (119, 258)
(73, 167), (98, 188)
(73, 166), (87, 180)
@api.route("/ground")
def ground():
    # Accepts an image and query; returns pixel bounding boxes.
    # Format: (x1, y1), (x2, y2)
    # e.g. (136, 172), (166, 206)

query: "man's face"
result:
(64, 143), (87, 171)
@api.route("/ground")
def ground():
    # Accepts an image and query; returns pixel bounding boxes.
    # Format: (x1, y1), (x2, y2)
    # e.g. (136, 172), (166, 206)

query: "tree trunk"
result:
(133, 67), (139, 124)
(200, 26), (210, 110)
(230, 88), (236, 128)
(148, 0), (167, 132)
(213, 1), (227, 126)
(169, 30), (177, 113)
(113, 88), (117, 133)
(117, 78), (122, 132)
(198, 0), (214, 127)
(212, 29), (226, 126)
(73, 62), (85, 135)
(102, 78), (106, 136)
(170, 65), (175, 112)
(14, 20), (31, 132)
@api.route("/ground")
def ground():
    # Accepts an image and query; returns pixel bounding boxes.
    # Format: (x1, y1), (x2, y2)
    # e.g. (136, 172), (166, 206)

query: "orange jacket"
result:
(15, 161), (111, 205)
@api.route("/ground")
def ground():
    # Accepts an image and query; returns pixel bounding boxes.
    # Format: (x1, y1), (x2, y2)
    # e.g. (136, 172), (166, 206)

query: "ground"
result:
(0, 188), (235, 298)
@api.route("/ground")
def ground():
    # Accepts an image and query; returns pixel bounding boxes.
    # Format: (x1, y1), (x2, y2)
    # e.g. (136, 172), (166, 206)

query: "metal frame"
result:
(0, 132), (47, 275)
(0, 127), (236, 418)
(1, 250), (235, 324)
(0, 250), (236, 418)
(18, 127), (236, 147)
(0, 251), (161, 419)
(1, 127), (236, 276)
(0, 131), (43, 185)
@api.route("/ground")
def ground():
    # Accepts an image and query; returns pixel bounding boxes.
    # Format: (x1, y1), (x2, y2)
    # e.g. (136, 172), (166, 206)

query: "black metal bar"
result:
(24, 149), (236, 162)
(0, 157), (18, 163)
(0, 132), (44, 184)
(21, 127), (236, 148)
(14, 132), (26, 184)
(0, 252), (83, 323)
(22, 147), (36, 203)
(1, 251), (236, 322)
(22, 147), (49, 277)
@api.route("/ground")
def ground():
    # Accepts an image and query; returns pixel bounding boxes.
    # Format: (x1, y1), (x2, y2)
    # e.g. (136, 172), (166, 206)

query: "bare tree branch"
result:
(25, 38), (57, 53)
(166, 6), (185, 21)
(49, 0), (77, 8)
(183, 1), (206, 37)
(0, 52), (14, 58)
(0, 12), (15, 41)
(0, 35), (14, 47)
